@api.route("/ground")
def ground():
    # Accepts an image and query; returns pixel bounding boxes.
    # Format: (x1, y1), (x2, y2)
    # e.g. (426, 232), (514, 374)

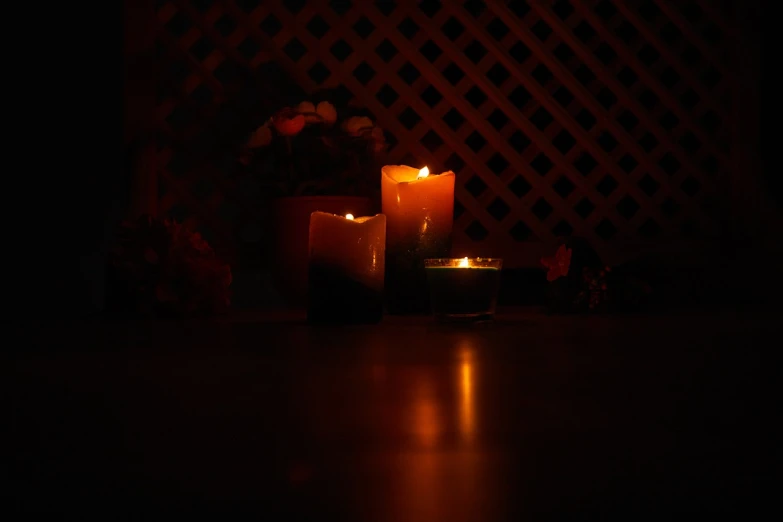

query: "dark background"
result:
(7, 3), (779, 519)
(5, 0), (779, 319)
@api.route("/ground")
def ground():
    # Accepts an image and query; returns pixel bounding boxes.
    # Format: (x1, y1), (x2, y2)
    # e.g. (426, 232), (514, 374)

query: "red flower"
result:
(272, 108), (305, 136)
(541, 244), (572, 282)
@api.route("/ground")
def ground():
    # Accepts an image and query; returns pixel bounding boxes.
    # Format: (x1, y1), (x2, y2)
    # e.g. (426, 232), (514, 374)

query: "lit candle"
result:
(381, 165), (455, 314)
(424, 258), (503, 321)
(308, 211), (386, 324)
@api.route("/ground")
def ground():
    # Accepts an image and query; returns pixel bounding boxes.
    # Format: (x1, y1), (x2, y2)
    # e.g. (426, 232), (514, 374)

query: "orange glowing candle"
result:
(381, 165), (455, 314)
(308, 211), (386, 324)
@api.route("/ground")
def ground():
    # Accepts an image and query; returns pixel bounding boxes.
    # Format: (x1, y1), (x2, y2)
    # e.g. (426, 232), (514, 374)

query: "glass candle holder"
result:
(425, 258), (503, 321)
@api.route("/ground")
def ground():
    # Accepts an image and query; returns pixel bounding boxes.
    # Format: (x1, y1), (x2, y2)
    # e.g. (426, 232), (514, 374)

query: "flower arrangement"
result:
(108, 215), (232, 317)
(541, 237), (652, 313)
(240, 98), (387, 197)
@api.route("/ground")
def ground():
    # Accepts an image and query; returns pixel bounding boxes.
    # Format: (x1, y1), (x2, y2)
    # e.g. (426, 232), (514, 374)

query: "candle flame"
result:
(345, 213), (354, 220)
(458, 257), (469, 268)
(417, 166), (429, 179)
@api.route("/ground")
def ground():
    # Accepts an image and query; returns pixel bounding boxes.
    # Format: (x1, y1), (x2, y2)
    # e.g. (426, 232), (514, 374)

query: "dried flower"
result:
(296, 101), (321, 124)
(572, 265), (611, 310)
(110, 215), (232, 317)
(143, 247), (159, 264)
(316, 101), (337, 125)
(371, 126), (386, 152)
(342, 116), (373, 136)
(541, 244), (572, 282)
(241, 97), (387, 198)
(248, 123), (273, 148)
(272, 108), (306, 136)
(297, 101), (315, 113)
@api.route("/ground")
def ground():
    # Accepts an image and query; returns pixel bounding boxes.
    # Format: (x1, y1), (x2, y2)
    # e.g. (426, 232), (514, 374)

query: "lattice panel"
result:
(154, 0), (735, 266)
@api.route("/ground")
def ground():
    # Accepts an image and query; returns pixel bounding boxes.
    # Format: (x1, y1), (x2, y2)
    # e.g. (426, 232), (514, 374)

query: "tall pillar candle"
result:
(308, 211), (386, 324)
(381, 165), (455, 314)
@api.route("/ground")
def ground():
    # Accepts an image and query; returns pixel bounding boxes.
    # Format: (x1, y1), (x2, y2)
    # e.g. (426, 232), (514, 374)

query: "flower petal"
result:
(316, 101), (337, 124)
(297, 101), (315, 114)
(273, 113), (306, 136)
(342, 116), (373, 135)
(297, 101), (321, 123)
(248, 124), (272, 147)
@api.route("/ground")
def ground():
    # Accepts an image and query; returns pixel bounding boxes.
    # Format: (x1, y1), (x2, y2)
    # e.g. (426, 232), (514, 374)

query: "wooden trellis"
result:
(153, 0), (736, 267)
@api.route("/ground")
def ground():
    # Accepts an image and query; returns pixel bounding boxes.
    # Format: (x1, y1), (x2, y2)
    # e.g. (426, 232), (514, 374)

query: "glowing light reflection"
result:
(458, 345), (475, 442)
(412, 377), (440, 448)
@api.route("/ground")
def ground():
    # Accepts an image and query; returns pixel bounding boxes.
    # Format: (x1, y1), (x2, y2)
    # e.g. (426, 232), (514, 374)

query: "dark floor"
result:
(9, 308), (776, 519)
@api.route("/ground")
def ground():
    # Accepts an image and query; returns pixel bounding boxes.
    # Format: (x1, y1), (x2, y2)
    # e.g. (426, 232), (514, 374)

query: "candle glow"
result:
(425, 258), (503, 320)
(381, 165), (456, 314)
(458, 343), (475, 442)
(308, 211), (386, 324)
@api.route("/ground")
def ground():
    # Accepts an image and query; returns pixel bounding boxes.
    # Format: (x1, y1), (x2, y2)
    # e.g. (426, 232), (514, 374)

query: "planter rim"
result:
(275, 196), (368, 200)
(272, 195), (371, 203)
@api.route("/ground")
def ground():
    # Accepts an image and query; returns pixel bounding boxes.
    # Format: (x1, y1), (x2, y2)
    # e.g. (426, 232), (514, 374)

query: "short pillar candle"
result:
(307, 212), (386, 324)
